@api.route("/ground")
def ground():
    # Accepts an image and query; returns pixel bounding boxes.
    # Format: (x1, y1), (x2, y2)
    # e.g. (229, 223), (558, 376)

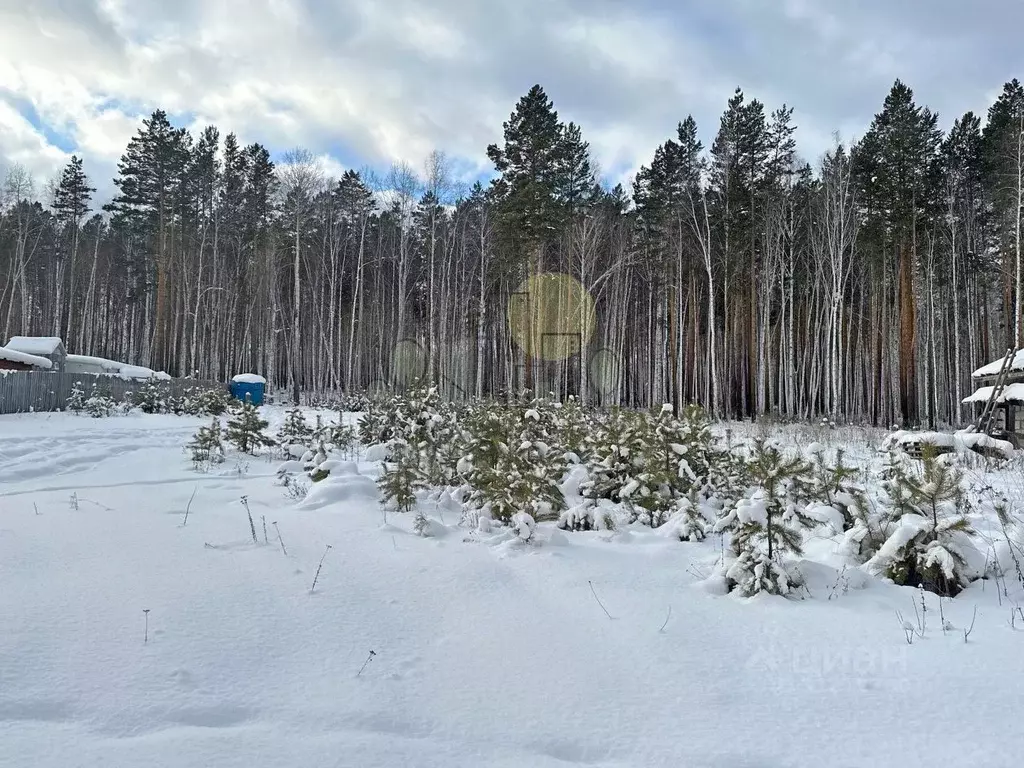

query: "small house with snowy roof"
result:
(0, 346), (52, 372)
(962, 348), (1024, 447)
(4, 336), (67, 372)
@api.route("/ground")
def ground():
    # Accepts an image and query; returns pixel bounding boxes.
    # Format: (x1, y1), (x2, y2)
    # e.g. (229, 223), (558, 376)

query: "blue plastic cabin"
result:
(229, 376), (266, 405)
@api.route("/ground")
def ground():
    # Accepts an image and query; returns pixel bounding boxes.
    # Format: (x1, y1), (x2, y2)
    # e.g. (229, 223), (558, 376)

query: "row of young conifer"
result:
(358, 387), (995, 598)
(173, 385), (1007, 599)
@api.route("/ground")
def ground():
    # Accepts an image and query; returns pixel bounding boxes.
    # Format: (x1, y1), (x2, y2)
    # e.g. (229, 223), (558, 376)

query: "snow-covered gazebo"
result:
(962, 349), (1024, 446)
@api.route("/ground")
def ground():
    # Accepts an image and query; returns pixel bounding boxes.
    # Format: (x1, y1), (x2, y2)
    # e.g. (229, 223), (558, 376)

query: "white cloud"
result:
(0, 98), (70, 181)
(1, 0), (1022, 200)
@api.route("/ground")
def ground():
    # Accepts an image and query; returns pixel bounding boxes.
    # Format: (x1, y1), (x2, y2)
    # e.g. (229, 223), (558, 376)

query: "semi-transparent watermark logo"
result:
(506, 272), (596, 362)
(743, 625), (909, 692)
(373, 271), (622, 399)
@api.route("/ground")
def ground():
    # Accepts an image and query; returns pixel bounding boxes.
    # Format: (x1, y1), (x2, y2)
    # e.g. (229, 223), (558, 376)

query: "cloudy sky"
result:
(0, 0), (1019, 202)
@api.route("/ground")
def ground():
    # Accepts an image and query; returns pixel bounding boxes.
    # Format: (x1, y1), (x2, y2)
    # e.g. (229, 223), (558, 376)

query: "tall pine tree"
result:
(105, 110), (192, 370)
(982, 80), (1024, 347)
(854, 81), (941, 426)
(51, 155), (93, 339)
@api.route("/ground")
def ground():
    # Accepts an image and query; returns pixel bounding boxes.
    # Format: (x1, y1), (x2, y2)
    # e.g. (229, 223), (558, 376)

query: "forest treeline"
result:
(2, 78), (1023, 426)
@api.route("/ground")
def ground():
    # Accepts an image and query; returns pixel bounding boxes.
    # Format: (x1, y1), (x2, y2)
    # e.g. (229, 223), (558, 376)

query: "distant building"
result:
(962, 349), (1024, 447)
(64, 354), (171, 381)
(0, 338), (173, 382)
(0, 346), (52, 372)
(4, 337), (67, 372)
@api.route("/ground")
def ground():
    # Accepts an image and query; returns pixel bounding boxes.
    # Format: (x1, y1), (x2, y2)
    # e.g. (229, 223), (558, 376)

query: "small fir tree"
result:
(318, 417), (358, 459)
(357, 403), (392, 445)
(312, 413), (326, 441)
(188, 418), (224, 466)
(393, 385), (446, 483)
(459, 402), (566, 524)
(552, 396), (590, 461)
(67, 381), (86, 413)
(580, 405), (717, 532)
(580, 409), (645, 505)
(183, 387), (232, 416)
(135, 377), (166, 414)
(805, 447), (867, 528)
(378, 439), (425, 514)
(628, 409), (683, 527)
(656, 404), (718, 497)
(225, 401), (276, 454)
(715, 439), (812, 596)
(84, 383), (115, 418)
(278, 407), (313, 446)
(430, 400), (467, 487)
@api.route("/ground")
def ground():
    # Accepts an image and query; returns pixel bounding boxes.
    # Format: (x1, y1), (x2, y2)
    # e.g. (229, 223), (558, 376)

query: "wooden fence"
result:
(0, 371), (225, 415)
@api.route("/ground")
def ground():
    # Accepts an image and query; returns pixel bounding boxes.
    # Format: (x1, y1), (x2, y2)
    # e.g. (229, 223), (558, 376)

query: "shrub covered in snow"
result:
(134, 378), (168, 414)
(884, 429), (1015, 461)
(304, 442), (331, 482)
(660, 498), (708, 542)
(84, 383), (116, 418)
(118, 389), (135, 415)
(837, 448), (903, 562)
(335, 390), (372, 414)
(865, 446), (980, 596)
(66, 381), (87, 413)
(803, 447), (868, 533)
(557, 503), (616, 532)
(357, 403), (393, 446)
(181, 386), (234, 417)
(511, 511), (537, 542)
(458, 399), (566, 524)
(312, 415), (357, 458)
(578, 404), (718, 534)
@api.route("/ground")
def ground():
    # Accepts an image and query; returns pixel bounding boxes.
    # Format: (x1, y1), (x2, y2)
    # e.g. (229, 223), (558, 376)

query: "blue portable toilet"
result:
(230, 373), (267, 405)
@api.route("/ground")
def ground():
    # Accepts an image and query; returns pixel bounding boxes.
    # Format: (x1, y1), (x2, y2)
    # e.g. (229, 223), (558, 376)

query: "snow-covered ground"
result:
(2, 409), (1024, 767)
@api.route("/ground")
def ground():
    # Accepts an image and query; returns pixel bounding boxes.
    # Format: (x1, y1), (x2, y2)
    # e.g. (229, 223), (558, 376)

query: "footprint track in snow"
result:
(93, 703), (258, 738)
(0, 699), (75, 724)
(528, 738), (615, 765)
(165, 704), (254, 729)
(0, 428), (199, 486)
(0, 472), (277, 499)
(339, 711), (438, 739)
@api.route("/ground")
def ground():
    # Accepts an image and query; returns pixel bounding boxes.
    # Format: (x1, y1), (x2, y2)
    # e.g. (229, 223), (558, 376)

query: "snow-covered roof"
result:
(962, 383), (1024, 404)
(5, 336), (65, 356)
(119, 365), (171, 381)
(66, 354), (122, 373)
(0, 346), (52, 369)
(65, 354), (170, 381)
(973, 349), (1024, 379)
(232, 373), (267, 384)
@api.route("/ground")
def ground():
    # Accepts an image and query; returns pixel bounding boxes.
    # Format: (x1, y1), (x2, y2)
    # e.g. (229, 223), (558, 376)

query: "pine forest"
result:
(3, 79), (1024, 428)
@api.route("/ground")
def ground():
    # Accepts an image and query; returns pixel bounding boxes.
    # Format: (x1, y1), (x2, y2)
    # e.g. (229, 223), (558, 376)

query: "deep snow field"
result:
(2, 407), (1024, 768)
